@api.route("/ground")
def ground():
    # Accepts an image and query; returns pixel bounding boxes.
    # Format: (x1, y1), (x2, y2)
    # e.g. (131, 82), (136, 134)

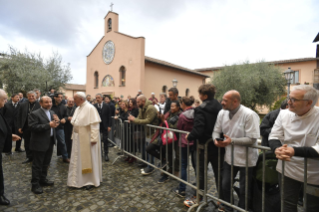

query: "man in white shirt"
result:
(154, 93), (166, 114)
(269, 85), (319, 212)
(213, 90), (260, 211)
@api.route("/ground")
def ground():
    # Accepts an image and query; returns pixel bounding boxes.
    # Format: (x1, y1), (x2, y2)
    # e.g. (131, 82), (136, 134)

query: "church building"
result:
(86, 11), (208, 99)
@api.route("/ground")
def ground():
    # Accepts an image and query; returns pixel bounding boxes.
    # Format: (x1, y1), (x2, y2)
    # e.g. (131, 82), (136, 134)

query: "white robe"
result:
(67, 101), (102, 188)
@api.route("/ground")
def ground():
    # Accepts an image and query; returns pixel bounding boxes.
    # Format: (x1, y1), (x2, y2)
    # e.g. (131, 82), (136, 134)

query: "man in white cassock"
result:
(67, 92), (102, 190)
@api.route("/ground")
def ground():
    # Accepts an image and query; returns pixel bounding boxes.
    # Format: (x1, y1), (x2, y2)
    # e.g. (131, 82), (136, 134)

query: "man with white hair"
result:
(67, 92), (102, 190)
(269, 85), (319, 212)
(18, 91), (41, 164)
(148, 92), (158, 105)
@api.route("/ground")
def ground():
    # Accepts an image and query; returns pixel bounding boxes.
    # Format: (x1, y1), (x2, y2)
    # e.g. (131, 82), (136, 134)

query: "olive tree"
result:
(0, 46), (72, 96)
(212, 61), (286, 111)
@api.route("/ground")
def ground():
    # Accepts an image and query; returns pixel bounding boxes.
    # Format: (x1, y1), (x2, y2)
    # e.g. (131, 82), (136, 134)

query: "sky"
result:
(0, 0), (318, 85)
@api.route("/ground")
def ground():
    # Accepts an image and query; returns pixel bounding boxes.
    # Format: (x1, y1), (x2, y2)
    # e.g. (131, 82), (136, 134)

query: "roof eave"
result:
(145, 59), (209, 78)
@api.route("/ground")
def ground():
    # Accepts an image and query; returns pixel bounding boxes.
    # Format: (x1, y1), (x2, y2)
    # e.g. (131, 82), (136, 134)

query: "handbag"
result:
(161, 120), (177, 145)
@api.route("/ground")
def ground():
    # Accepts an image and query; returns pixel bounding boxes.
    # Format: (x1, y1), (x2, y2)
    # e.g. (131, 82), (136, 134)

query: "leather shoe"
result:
(31, 185), (43, 194)
(15, 149), (25, 153)
(22, 158), (33, 164)
(0, 195), (10, 205)
(39, 179), (54, 186)
(85, 185), (94, 190)
(104, 155), (109, 162)
(63, 158), (70, 163)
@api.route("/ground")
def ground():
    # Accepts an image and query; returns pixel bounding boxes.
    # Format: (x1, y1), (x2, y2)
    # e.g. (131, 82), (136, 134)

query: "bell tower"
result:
(104, 11), (119, 34)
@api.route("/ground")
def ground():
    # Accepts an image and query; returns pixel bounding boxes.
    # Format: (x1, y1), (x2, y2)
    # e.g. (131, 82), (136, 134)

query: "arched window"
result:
(94, 71), (99, 88)
(108, 18), (112, 31)
(185, 88), (189, 97)
(162, 85), (167, 93)
(119, 66), (126, 87)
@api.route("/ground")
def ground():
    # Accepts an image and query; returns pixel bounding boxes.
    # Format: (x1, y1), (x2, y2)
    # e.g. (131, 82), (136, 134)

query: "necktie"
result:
(99, 104), (101, 109)
(14, 103), (17, 108)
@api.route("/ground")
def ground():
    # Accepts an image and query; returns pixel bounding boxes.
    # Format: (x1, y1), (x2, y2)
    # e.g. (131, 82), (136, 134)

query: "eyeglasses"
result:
(287, 97), (310, 103)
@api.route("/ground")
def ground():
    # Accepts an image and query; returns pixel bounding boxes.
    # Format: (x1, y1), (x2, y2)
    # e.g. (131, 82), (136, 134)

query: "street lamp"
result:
(172, 79), (178, 88)
(284, 67), (295, 98)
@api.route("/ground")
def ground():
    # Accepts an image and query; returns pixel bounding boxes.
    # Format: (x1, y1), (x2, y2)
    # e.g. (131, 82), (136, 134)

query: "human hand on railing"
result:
(185, 133), (189, 141)
(128, 114), (135, 121)
(275, 144), (294, 161)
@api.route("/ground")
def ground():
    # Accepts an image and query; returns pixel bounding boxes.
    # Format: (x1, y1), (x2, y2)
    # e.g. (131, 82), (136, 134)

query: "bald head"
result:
(221, 90), (241, 111)
(67, 97), (74, 107)
(137, 95), (146, 109)
(40, 96), (52, 110)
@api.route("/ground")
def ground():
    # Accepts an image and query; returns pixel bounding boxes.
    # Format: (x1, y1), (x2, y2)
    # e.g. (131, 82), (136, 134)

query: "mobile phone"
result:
(216, 138), (224, 142)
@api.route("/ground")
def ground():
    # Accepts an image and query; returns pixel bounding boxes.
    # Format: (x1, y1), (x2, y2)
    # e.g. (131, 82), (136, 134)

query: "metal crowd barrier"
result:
(107, 117), (318, 212)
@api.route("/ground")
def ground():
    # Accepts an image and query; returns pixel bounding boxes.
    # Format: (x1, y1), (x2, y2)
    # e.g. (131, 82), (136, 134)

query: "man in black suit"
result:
(51, 93), (70, 163)
(28, 96), (59, 194)
(94, 93), (111, 161)
(0, 89), (21, 204)
(18, 91), (41, 164)
(34, 89), (41, 102)
(2, 93), (24, 153)
(64, 97), (76, 157)
(18, 92), (27, 103)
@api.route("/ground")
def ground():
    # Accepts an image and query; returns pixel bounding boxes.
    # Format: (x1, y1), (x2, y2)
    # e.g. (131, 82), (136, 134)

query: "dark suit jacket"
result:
(0, 113), (12, 153)
(94, 102), (111, 131)
(17, 100), (41, 130)
(28, 108), (56, 152)
(2, 100), (20, 132)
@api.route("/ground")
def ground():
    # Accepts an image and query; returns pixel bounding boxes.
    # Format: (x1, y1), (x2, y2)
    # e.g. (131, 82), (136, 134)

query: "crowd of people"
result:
(0, 84), (318, 212)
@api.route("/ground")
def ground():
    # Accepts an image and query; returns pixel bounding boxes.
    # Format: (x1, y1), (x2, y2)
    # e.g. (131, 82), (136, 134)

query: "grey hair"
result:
(76, 92), (86, 100)
(0, 89), (6, 98)
(137, 95), (146, 101)
(95, 93), (103, 98)
(27, 91), (36, 96)
(292, 85), (318, 107)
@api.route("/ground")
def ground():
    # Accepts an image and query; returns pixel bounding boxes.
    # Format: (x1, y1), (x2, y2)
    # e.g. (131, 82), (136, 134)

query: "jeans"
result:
(222, 162), (253, 210)
(278, 174), (319, 212)
(178, 146), (196, 191)
(56, 129), (68, 159)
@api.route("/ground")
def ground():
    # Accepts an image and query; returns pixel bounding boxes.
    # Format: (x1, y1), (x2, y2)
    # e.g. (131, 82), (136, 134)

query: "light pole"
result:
(172, 79), (178, 88)
(284, 67), (295, 98)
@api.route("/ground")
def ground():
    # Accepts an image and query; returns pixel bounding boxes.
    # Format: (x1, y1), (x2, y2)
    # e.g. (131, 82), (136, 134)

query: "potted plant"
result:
(304, 81), (309, 85)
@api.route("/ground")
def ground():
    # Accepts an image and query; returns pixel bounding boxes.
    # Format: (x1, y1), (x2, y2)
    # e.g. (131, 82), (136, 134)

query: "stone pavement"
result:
(0, 144), (304, 212)
(0, 144), (219, 212)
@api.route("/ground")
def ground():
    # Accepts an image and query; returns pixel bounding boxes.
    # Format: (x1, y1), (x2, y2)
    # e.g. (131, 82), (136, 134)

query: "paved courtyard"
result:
(0, 143), (220, 212)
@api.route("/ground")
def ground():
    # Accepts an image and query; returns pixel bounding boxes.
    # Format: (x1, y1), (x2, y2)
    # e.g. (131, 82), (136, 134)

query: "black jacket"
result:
(17, 100), (41, 130)
(2, 100), (20, 133)
(129, 107), (139, 118)
(0, 112), (12, 153)
(107, 102), (115, 117)
(163, 98), (171, 114)
(94, 102), (111, 132)
(187, 98), (222, 145)
(51, 101), (68, 129)
(260, 109), (280, 147)
(28, 108), (56, 152)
